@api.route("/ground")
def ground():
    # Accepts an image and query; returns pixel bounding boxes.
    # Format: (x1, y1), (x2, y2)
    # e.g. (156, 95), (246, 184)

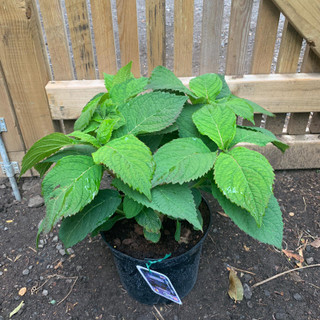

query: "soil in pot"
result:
(101, 200), (212, 305)
(104, 200), (211, 259)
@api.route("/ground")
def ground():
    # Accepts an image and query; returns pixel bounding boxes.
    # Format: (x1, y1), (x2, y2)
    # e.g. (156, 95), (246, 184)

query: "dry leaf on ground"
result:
(282, 249), (304, 262)
(310, 238), (320, 248)
(18, 287), (27, 296)
(9, 301), (24, 318)
(228, 269), (243, 302)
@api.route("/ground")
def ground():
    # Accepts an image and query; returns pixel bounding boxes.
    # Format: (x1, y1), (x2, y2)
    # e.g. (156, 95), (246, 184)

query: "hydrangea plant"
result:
(21, 62), (288, 249)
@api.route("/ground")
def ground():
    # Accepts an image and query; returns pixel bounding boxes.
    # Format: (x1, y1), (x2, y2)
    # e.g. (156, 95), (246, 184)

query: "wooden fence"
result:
(0, 0), (320, 177)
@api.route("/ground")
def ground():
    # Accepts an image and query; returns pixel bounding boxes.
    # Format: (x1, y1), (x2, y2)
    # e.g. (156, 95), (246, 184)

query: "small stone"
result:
(244, 274), (252, 282)
(306, 257), (314, 264)
(0, 184), (6, 189)
(275, 312), (287, 320)
(243, 284), (252, 300)
(28, 195), (44, 208)
(66, 248), (74, 254)
(76, 265), (83, 272)
(264, 290), (271, 297)
(52, 236), (58, 242)
(293, 293), (303, 301)
(28, 265), (33, 270)
(247, 301), (253, 308)
(50, 300), (56, 305)
(59, 249), (66, 256)
(22, 269), (30, 276)
(49, 232), (53, 237)
(38, 244), (44, 249)
(0, 315), (4, 320)
(0, 271), (3, 276)
(4, 227), (8, 231)
(40, 276), (44, 280)
(306, 245), (312, 252)
(56, 244), (63, 251)
(42, 289), (48, 296)
(122, 238), (134, 245)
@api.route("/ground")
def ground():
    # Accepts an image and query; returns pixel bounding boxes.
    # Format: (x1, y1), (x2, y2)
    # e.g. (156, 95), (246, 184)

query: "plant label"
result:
(136, 266), (182, 304)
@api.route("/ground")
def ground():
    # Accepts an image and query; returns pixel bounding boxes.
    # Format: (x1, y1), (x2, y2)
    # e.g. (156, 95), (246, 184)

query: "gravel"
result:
(22, 269), (30, 276)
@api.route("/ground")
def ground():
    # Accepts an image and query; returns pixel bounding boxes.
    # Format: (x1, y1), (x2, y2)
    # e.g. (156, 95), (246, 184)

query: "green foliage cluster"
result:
(21, 62), (288, 249)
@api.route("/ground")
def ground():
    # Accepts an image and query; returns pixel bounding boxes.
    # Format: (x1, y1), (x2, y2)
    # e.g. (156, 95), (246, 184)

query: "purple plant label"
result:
(136, 265), (182, 304)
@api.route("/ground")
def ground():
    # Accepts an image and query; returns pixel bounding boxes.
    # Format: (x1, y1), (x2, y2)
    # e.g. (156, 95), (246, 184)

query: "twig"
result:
(252, 264), (320, 288)
(153, 306), (165, 320)
(28, 246), (37, 253)
(57, 276), (78, 306)
(227, 264), (256, 276)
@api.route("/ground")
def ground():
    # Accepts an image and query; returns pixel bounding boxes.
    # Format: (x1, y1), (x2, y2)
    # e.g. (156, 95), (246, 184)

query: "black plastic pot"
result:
(101, 199), (212, 305)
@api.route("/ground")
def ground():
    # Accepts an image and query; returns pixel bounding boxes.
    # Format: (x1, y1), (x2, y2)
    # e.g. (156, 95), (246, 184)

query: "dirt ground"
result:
(0, 169), (319, 320)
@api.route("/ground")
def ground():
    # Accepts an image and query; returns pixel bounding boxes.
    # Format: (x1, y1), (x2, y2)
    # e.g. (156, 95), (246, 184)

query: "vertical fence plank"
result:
(65, 0), (96, 79)
(146, 0), (166, 75)
(0, 0), (54, 149)
(38, 0), (73, 80)
(301, 45), (320, 133)
(199, 0), (224, 74)
(276, 20), (302, 73)
(226, 0), (253, 75)
(116, 0), (141, 77)
(250, 0), (280, 73)
(276, 19), (307, 134)
(0, 62), (24, 153)
(91, 0), (117, 77)
(174, 0), (194, 76)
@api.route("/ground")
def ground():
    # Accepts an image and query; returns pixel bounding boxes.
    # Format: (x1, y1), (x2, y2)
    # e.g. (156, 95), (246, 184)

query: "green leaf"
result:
(225, 97), (254, 124)
(153, 122), (178, 135)
(135, 207), (161, 233)
(91, 214), (125, 236)
(43, 145), (97, 163)
(114, 92), (188, 137)
(146, 65), (193, 96)
(243, 98), (275, 117)
(41, 155), (102, 232)
(93, 135), (154, 200)
(68, 131), (100, 148)
(176, 103), (218, 151)
(152, 137), (217, 186)
(214, 147), (274, 226)
(230, 126), (289, 152)
(192, 104), (236, 149)
(191, 188), (202, 207)
(20, 133), (75, 176)
(212, 182), (283, 248)
(103, 73), (115, 92)
(34, 162), (53, 178)
(83, 121), (100, 133)
(195, 209), (203, 231)
(138, 134), (164, 153)
(96, 119), (117, 145)
(189, 73), (222, 103)
(238, 126), (289, 152)
(113, 61), (134, 86)
(110, 77), (148, 104)
(113, 179), (201, 230)
(59, 189), (121, 248)
(123, 196), (143, 218)
(174, 220), (181, 241)
(216, 74), (231, 99)
(74, 93), (104, 131)
(143, 229), (161, 243)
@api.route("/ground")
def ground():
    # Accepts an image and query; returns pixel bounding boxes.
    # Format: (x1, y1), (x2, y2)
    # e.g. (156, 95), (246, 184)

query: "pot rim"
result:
(101, 196), (213, 264)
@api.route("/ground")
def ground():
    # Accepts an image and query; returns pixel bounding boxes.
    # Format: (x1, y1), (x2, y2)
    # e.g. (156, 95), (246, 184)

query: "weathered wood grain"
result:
(174, 0), (194, 76)
(0, 0), (54, 149)
(116, 0), (141, 77)
(226, 0), (253, 75)
(91, 0), (117, 77)
(65, 0), (96, 79)
(146, 0), (166, 75)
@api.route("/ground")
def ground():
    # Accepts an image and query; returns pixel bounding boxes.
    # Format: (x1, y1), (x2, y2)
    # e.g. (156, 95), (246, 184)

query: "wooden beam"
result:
(271, 0), (320, 58)
(241, 134), (320, 169)
(46, 73), (320, 120)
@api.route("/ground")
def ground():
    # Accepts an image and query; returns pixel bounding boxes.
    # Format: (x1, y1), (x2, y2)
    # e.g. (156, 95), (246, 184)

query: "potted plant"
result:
(20, 62), (287, 304)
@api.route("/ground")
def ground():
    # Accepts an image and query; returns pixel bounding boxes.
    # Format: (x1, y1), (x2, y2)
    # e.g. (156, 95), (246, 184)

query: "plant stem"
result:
(190, 176), (206, 189)
(116, 209), (125, 215)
